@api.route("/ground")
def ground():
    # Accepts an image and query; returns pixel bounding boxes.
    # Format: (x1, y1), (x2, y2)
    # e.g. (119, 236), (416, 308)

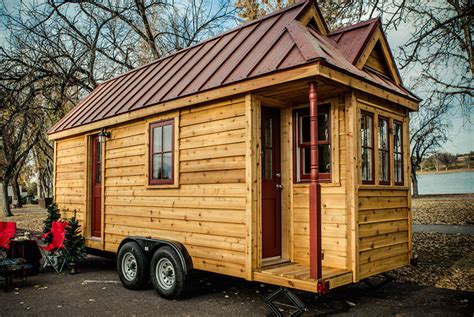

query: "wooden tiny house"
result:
(49, 0), (419, 297)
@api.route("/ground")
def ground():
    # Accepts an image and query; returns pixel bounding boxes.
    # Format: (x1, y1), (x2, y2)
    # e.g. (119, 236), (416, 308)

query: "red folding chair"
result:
(37, 222), (71, 273)
(0, 222), (17, 251)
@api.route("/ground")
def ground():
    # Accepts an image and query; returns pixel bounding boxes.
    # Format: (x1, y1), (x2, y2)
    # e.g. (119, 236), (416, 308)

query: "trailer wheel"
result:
(117, 241), (149, 290)
(150, 246), (185, 299)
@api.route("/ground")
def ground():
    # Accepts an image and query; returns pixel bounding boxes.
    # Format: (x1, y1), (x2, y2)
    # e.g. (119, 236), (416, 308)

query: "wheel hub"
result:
(122, 252), (137, 281)
(156, 258), (175, 290)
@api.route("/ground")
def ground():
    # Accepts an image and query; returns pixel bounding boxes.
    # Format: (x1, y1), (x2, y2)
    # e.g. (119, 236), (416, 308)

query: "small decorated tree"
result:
(65, 211), (86, 268)
(43, 202), (61, 243)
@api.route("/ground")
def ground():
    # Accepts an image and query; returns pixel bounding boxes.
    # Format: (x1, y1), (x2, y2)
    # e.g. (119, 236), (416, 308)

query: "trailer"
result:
(48, 0), (419, 300)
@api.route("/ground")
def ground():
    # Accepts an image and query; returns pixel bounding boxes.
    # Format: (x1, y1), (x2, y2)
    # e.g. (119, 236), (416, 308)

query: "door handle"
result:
(275, 184), (283, 190)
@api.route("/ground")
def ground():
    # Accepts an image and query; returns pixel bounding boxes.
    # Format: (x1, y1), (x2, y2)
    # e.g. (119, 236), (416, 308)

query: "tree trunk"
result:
(411, 169), (419, 197)
(2, 179), (13, 217)
(12, 177), (22, 208)
(38, 177), (44, 199)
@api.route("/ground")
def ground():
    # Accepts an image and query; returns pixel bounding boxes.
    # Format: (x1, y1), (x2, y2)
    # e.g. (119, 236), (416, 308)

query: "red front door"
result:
(91, 136), (102, 238)
(261, 106), (282, 259)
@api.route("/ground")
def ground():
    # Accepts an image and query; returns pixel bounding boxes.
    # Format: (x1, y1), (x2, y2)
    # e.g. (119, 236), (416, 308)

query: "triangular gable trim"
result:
(296, 1), (329, 35)
(355, 26), (401, 85)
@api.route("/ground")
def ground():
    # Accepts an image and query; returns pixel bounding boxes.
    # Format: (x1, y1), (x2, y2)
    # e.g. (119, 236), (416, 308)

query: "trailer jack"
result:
(264, 287), (308, 317)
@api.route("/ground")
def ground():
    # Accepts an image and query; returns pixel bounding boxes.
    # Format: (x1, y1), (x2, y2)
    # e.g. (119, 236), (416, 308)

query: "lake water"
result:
(417, 171), (474, 195)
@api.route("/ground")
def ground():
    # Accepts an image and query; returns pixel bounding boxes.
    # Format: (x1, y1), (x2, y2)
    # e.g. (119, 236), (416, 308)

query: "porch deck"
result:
(253, 263), (352, 293)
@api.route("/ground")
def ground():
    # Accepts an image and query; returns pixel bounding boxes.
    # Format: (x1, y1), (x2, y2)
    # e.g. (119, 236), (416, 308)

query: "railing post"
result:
(309, 81), (322, 280)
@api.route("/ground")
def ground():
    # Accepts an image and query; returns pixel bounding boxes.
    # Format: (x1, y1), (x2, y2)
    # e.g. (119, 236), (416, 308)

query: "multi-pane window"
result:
(293, 105), (331, 182)
(361, 111), (374, 183)
(393, 121), (403, 185)
(378, 117), (390, 184)
(149, 119), (174, 185)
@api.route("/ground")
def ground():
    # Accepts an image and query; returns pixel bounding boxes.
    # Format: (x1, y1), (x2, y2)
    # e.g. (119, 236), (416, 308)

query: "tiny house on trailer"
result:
(48, 0), (419, 299)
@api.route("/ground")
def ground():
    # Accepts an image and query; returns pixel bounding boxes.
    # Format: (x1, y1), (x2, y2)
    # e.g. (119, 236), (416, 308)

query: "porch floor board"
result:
(254, 263), (353, 292)
(262, 263), (348, 280)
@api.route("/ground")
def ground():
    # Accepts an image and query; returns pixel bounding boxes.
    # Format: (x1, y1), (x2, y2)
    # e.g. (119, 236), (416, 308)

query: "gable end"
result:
(296, 2), (329, 35)
(355, 27), (401, 85)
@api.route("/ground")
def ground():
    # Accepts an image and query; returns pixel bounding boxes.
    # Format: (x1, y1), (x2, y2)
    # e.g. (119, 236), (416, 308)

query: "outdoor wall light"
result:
(98, 128), (111, 144)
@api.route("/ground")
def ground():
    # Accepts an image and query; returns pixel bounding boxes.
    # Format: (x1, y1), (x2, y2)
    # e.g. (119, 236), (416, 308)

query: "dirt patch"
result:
(389, 232), (474, 292)
(412, 194), (474, 225)
(0, 205), (47, 232)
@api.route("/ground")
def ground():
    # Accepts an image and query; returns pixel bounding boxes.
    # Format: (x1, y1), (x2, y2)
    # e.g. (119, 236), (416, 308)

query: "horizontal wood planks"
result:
(101, 97), (248, 278)
(357, 187), (410, 278)
(55, 136), (87, 224)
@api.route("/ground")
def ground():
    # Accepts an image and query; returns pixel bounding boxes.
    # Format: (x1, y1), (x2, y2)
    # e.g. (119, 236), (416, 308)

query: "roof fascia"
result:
(318, 62), (418, 111)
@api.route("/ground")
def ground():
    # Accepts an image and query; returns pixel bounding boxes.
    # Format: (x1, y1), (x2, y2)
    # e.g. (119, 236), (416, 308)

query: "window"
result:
(95, 139), (102, 184)
(393, 121), (403, 185)
(262, 112), (274, 180)
(149, 119), (174, 185)
(378, 116), (390, 184)
(293, 105), (331, 182)
(361, 111), (374, 184)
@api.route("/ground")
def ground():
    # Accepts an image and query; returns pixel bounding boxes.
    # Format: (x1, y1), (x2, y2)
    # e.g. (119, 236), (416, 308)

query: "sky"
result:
(385, 18), (472, 155)
(1, 0), (472, 154)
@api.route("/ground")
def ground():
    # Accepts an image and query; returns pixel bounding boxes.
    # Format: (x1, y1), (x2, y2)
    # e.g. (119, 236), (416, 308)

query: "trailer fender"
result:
(117, 237), (192, 276)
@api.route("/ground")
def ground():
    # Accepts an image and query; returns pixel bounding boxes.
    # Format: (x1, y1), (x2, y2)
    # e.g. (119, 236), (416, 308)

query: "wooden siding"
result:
(358, 187), (410, 278)
(291, 96), (349, 269)
(103, 97), (248, 278)
(55, 135), (87, 223)
(363, 43), (392, 79)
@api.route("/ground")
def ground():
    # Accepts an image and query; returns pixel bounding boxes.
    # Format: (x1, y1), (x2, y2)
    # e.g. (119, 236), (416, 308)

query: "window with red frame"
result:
(393, 120), (404, 185)
(378, 116), (390, 184)
(361, 111), (374, 184)
(293, 105), (331, 182)
(149, 119), (174, 185)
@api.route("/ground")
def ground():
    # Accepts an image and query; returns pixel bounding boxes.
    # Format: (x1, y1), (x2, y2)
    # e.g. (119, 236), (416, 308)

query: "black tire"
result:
(150, 246), (185, 299)
(117, 241), (149, 290)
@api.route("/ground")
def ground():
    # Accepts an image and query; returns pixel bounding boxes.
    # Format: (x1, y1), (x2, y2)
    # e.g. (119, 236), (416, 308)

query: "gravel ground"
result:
(1, 255), (473, 316)
(389, 232), (474, 292)
(412, 194), (474, 225)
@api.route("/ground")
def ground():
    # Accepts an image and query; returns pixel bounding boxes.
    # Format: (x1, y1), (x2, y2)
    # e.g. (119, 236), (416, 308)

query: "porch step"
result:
(254, 263), (353, 293)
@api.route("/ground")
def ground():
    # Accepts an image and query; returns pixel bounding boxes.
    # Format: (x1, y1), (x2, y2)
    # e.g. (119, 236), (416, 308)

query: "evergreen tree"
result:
(43, 202), (61, 243)
(65, 211), (86, 264)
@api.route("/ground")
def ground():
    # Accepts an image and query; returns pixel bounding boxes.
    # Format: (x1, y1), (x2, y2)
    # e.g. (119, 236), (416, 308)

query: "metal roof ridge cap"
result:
(329, 17), (380, 35)
(306, 27), (358, 68)
(286, 21), (323, 61)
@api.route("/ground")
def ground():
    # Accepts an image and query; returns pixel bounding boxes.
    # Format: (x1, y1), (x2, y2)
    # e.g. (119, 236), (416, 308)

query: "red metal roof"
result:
(49, 0), (417, 135)
(328, 18), (380, 64)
